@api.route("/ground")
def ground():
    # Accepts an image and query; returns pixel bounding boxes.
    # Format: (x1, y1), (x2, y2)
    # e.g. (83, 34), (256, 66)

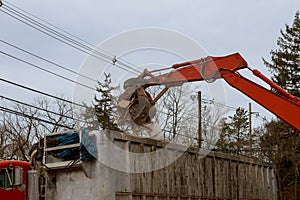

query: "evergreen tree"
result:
(94, 73), (120, 131)
(216, 107), (249, 154)
(263, 11), (300, 97)
(261, 11), (300, 199)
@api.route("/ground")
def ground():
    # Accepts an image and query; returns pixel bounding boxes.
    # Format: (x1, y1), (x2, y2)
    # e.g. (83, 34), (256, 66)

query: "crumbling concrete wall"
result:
(45, 130), (277, 200)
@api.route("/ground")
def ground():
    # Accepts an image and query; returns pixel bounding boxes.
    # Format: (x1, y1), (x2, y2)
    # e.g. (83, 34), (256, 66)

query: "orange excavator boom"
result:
(119, 53), (300, 131)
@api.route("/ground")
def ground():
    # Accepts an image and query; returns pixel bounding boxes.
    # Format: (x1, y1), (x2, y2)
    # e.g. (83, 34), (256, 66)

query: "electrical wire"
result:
(0, 9), (133, 74)
(201, 97), (268, 122)
(0, 95), (86, 123)
(0, 50), (95, 91)
(0, 76), (84, 108)
(5, 2), (102, 54)
(201, 97), (237, 111)
(0, 105), (72, 129)
(4, 1), (139, 74)
(0, 39), (97, 83)
(0, 4), (141, 75)
(6, 2), (137, 72)
(1, 5), (111, 60)
(0, 2), (269, 129)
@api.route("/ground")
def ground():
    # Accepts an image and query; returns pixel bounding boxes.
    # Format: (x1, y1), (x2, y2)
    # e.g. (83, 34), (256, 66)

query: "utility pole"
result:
(248, 102), (252, 156)
(198, 91), (202, 148)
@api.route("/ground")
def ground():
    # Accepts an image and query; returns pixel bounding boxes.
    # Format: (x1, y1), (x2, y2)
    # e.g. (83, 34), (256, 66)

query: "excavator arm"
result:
(220, 68), (300, 131)
(119, 53), (300, 131)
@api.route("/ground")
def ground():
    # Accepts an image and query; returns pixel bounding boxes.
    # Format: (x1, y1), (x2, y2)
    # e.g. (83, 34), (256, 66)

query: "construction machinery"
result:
(118, 52), (300, 132)
(0, 160), (30, 200)
(0, 52), (298, 199)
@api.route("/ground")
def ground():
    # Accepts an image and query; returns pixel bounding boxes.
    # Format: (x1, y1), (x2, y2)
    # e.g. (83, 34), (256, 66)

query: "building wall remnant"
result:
(45, 130), (277, 200)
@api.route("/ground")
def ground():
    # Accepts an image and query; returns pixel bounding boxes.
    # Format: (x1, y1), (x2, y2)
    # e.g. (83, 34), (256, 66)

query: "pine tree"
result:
(261, 11), (300, 199)
(94, 73), (120, 131)
(263, 11), (300, 97)
(216, 107), (249, 154)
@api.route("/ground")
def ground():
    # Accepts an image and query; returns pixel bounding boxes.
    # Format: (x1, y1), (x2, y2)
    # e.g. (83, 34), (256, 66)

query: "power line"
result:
(1, 7), (138, 74)
(0, 105), (72, 129)
(192, 95), (269, 124)
(0, 4), (141, 75)
(4, 1), (138, 73)
(1, 4), (111, 60)
(201, 98), (237, 111)
(0, 50), (95, 91)
(0, 8), (124, 72)
(0, 39), (97, 83)
(5, 2), (101, 53)
(0, 95), (86, 123)
(0, 76), (84, 108)
(0, 7), (110, 63)
(0, 3), (270, 126)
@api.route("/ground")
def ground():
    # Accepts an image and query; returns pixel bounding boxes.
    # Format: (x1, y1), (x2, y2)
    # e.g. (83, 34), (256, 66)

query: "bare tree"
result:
(0, 97), (81, 161)
(148, 84), (223, 147)
(201, 103), (224, 150)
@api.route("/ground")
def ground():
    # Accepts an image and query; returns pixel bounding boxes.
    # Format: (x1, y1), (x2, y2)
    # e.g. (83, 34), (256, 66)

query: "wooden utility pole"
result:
(248, 102), (252, 156)
(198, 91), (202, 148)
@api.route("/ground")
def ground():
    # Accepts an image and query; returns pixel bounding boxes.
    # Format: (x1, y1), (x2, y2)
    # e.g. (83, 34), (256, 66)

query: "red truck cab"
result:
(0, 160), (30, 200)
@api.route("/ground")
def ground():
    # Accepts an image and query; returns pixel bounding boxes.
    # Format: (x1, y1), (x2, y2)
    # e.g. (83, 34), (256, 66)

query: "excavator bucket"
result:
(118, 78), (156, 126)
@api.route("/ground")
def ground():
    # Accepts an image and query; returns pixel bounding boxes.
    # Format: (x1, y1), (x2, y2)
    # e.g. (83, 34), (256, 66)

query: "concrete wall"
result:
(45, 130), (277, 200)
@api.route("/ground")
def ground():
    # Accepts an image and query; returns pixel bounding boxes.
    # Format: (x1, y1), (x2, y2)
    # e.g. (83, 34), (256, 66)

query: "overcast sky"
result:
(1, 0), (300, 126)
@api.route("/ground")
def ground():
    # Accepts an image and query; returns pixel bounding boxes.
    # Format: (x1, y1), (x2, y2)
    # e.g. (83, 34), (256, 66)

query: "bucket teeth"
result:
(118, 84), (155, 126)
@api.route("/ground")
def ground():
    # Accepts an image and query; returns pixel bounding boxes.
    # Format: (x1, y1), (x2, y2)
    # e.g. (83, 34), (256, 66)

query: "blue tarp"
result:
(52, 129), (97, 161)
